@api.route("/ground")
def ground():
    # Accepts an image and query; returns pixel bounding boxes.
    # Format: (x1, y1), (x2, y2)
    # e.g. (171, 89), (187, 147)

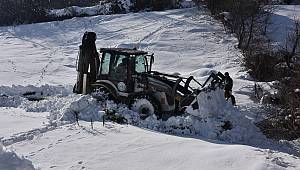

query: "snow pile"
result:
(0, 85), (72, 97)
(0, 95), (24, 108)
(269, 5), (300, 51)
(117, 0), (133, 13)
(48, 4), (112, 17)
(52, 87), (267, 145)
(179, 0), (196, 8)
(49, 95), (105, 124)
(40, 87), (270, 146)
(0, 144), (36, 170)
(0, 84), (272, 146)
(187, 87), (233, 117)
(48, 0), (133, 18)
(138, 88), (269, 145)
(0, 85), (73, 109)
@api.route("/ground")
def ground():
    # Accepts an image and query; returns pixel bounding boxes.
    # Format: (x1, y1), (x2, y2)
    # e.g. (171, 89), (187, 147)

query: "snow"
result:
(0, 108), (47, 138)
(49, 4), (111, 17)
(0, 143), (36, 170)
(48, 0), (133, 18)
(269, 5), (300, 50)
(0, 6), (300, 170)
(7, 122), (300, 170)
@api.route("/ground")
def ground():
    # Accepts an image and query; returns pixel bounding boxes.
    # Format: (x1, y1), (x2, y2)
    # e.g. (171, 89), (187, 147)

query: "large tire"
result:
(131, 94), (161, 120)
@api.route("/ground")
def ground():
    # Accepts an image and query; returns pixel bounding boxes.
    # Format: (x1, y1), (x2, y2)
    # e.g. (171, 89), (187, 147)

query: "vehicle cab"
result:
(94, 48), (154, 99)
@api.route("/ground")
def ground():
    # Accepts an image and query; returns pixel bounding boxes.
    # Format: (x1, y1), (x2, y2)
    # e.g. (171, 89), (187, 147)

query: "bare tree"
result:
(281, 18), (300, 68)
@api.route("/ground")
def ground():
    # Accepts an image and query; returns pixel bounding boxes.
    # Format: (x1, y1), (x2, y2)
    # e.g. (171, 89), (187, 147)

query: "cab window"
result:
(112, 54), (128, 80)
(135, 55), (147, 73)
(100, 52), (111, 75)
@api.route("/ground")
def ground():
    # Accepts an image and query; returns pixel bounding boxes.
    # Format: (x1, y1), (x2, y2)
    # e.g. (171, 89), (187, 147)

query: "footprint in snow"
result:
(49, 165), (58, 168)
(28, 152), (36, 157)
(56, 139), (63, 144)
(38, 147), (45, 152)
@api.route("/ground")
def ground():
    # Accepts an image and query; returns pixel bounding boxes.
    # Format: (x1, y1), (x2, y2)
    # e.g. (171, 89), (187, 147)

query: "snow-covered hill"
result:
(0, 7), (299, 170)
(269, 5), (300, 50)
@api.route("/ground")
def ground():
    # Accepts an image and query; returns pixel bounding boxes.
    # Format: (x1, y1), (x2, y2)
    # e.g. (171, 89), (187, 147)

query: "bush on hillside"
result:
(198, 0), (300, 140)
(131, 0), (176, 12)
(0, 0), (49, 26)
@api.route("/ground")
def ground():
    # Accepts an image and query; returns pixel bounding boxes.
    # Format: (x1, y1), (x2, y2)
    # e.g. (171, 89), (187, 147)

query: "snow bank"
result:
(180, 0), (196, 8)
(269, 5), (300, 51)
(53, 95), (105, 124)
(0, 84), (72, 97)
(48, 4), (112, 17)
(139, 88), (270, 145)
(0, 85), (268, 146)
(0, 84), (285, 148)
(48, 0), (133, 18)
(56, 87), (270, 146)
(0, 144), (36, 170)
(0, 85), (73, 109)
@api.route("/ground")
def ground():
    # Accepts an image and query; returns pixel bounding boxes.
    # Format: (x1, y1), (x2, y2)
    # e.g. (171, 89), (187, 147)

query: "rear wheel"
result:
(131, 94), (161, 120)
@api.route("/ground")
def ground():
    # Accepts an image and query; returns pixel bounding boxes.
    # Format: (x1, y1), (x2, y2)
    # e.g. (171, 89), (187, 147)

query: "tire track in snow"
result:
(1, 124), (57, 146)
(5, 29), (50, 50)
(138, 19), (178, 51)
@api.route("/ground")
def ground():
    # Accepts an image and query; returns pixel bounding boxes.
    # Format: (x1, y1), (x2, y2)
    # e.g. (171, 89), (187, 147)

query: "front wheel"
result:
(91, 86), (115, 101)
(131, 95), (161, 120)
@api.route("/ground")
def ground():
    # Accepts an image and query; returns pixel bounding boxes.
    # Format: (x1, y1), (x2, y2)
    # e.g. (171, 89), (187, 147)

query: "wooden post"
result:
(102, 115), (105, 127)
(75, 111), (79, 126)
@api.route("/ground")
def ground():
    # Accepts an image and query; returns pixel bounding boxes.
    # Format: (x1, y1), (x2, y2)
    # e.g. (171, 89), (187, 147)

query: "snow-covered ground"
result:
(0, 6), (300, 170)
(269, 5), (300, 50)
(0, 144), (35, 170)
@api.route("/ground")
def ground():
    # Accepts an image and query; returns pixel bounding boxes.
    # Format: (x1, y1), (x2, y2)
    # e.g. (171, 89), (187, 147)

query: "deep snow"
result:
(269, 5), (300, 51)
(0, 144), (36, 170)
(0, 6), (300, 170)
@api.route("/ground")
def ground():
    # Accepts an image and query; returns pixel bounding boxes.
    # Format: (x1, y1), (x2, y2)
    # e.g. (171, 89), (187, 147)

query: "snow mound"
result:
(44, 87), (270, 146)
(0, 84), (280, 148)
(0, 144), (36, 170)
(0, 84), (72, 96)
(117, 88), (271, 146)
(48, 0), (133, 18)
(49, 4), (111, 17)
(49, 95), (105, 124)
(0, 85), (73, 110)
(185, 88), (268, 144)
(187, 87), (233, 117)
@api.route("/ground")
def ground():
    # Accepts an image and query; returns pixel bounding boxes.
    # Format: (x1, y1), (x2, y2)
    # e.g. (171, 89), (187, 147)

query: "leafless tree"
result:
(281, 18), (300, 68)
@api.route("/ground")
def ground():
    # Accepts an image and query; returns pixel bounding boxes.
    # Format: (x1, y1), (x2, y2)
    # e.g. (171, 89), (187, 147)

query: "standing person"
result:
(224, 72), (236, 105)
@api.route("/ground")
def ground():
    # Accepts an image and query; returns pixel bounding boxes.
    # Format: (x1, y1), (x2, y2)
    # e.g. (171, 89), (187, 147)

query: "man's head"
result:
(224, 72), (229, 77)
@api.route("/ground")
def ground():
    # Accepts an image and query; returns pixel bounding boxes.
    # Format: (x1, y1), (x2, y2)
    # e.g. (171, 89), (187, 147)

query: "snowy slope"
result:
(0, 7), (300, 170)
(269, 5), (300, 49)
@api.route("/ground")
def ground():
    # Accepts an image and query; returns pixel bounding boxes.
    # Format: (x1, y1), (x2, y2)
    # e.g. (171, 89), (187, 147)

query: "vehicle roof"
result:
(100, 48), (148, 55)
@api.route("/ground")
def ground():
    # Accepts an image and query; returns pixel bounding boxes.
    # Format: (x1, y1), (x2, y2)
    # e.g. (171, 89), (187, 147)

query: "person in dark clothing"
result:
(224, 72), (236, 105)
